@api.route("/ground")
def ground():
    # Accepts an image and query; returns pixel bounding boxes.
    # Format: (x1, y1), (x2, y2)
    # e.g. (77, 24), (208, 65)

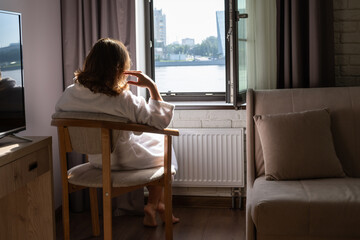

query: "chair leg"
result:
(164, 184), (173, 240)
(89, 188), (100, 236)
(101, 128), (112, 240)
(103, 188), (112, 240)
(164, 135), (174, 240)
(58, 127), (70, 240)
(62, 187), (70, 240)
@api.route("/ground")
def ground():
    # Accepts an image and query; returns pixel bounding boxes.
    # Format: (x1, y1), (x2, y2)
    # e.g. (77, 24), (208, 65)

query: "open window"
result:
(146, 0), (247, 108)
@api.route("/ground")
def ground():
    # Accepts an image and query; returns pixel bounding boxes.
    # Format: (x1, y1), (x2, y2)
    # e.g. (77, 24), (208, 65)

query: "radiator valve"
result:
(231, 187), (242, 209)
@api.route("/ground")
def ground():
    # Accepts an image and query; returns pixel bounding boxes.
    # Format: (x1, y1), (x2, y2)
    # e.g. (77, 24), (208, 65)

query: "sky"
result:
(153, 0), (224, 45)
(0, 13), (20, 48)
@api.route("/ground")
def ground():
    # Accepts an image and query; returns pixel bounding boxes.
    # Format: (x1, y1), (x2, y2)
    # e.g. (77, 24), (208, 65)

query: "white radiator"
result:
(172, 128), (245, 188)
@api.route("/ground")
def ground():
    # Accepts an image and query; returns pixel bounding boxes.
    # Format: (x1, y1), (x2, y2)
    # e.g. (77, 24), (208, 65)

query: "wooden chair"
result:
(51, 112), (179, 240)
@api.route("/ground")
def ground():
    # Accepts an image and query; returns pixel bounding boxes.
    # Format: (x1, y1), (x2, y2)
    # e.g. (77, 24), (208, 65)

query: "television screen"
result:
(0, 10), (26, 138)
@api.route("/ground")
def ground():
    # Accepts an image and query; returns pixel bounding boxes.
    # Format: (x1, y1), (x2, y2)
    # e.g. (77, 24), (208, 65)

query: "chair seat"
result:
(68, 162), (175, 188)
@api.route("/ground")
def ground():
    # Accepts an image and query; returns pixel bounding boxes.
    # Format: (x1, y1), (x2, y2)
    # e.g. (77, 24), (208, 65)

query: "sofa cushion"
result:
(254, 108), (345, 180)
(250, 176), (360, 239)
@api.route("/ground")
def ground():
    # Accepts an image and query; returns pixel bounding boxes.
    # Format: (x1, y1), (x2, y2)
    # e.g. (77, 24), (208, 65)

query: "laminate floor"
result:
(56, 207), (245, 240)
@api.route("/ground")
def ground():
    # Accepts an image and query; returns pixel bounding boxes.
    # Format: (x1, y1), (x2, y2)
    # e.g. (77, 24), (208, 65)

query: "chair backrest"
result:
(51, 111), (180, 154)
(52, 112), (129, 154)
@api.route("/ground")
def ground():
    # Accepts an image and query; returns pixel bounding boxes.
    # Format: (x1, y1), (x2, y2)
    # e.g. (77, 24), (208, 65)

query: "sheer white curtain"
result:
(247, 0), (277, 90)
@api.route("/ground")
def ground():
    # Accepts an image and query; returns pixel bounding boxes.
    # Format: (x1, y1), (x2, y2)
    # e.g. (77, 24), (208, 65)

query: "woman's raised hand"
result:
(124, 70), (154, 88)
(124, 70), (163, 101)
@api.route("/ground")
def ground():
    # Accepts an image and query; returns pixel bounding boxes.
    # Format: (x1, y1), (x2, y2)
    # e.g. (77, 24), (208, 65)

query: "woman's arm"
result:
(124, 71), (163, 101)
(120, 70), (174, 129)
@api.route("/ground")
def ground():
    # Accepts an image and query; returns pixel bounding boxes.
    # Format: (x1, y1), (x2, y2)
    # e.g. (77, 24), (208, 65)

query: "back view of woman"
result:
(56, 38), (179, 227)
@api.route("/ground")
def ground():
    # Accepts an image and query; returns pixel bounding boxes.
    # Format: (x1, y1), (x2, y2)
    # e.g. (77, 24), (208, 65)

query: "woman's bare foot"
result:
(143, 204), (158, 227)
(157, 202), (180, 224)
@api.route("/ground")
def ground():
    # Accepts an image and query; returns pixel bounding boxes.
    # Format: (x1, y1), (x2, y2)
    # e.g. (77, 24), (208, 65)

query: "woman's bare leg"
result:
(144, 185), (162, 227)
(156, 189), (180, 224)
(144, 186), (180, 227)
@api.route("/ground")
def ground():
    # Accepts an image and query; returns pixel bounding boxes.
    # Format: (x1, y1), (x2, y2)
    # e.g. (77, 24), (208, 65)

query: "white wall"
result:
(169, 109), (246, 129)
(0, 0), (63, 208)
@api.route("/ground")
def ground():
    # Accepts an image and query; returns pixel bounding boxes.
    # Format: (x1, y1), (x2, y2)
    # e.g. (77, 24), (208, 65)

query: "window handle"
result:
(236, 11), (248, 21)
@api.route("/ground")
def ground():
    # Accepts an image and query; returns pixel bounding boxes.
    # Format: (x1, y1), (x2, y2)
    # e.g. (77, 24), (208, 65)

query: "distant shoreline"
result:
(155, 59), (225, 67)
(0, 65), (21, 71)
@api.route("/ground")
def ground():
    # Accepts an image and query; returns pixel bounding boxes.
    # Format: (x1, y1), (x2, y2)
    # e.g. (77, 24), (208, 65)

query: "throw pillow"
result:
(254, 109), (345, 180)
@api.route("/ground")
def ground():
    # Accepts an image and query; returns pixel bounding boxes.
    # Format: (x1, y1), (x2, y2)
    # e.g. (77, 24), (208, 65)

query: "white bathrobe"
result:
(55, 82), (177, 171)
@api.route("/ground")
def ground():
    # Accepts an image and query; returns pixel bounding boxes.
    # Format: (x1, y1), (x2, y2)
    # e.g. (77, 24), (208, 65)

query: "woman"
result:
(55, 38), (179, 227)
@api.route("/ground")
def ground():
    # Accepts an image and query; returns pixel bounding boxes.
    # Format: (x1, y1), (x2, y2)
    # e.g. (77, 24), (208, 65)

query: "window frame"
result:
(228, 0), (247, 107)
(145, 0), (245, 107)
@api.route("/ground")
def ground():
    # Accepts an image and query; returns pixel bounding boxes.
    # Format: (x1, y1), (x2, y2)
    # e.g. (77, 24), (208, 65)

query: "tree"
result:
(201, 36), (219, 58)
(165, 43), (186, 55)
(188, 36), (219, 58)
(161, 36), (220, 59)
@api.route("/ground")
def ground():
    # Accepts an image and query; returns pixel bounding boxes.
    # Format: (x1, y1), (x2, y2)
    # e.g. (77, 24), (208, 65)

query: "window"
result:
(146, 0), (248, 108)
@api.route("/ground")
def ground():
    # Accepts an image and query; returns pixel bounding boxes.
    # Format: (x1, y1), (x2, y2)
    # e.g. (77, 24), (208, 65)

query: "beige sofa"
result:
(246, 87), (360, 240)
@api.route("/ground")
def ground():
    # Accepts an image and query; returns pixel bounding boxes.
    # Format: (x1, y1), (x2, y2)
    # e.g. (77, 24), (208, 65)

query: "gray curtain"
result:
(61, 0), (143, 215)
(61, 0), (137, 90)
(276, 0), (335, 88)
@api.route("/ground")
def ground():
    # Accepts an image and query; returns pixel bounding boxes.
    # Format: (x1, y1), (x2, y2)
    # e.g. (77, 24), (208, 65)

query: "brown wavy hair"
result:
(75, 38), (130, 96)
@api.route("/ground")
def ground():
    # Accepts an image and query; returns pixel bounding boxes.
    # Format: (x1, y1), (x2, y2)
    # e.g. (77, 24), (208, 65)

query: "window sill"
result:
(170, 101), (246, 110)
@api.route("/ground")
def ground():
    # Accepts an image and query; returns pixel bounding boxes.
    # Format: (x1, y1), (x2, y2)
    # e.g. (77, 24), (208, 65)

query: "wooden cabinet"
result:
(0, 136), (55, 240)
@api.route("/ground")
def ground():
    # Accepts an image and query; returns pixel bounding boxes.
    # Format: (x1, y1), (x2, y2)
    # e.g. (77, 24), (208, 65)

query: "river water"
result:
(1, 67), (227, 93)
(155, 65), (226, 93)
(1, 69), (22, 86)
